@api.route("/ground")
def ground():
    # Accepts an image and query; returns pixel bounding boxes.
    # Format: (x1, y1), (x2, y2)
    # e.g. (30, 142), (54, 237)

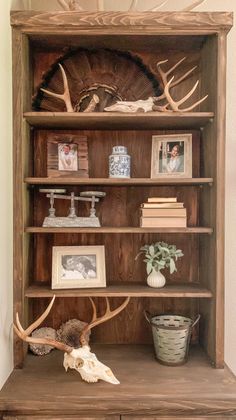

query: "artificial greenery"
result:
(135, 241), (184, 275)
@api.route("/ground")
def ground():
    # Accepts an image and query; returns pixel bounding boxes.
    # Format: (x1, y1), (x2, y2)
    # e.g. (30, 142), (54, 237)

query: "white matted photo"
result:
(52, 246), (106, 289)
(151, 134), (192, 178)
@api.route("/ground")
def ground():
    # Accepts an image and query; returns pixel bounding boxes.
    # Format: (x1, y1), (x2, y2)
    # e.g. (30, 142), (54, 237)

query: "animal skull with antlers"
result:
(41, 56), (208, 114)
(105, 57), (208, 113)
(14, 295), (130, 384)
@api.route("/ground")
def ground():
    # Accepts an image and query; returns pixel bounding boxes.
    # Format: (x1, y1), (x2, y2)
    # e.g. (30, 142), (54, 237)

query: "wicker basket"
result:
(144, 312), (200, 366)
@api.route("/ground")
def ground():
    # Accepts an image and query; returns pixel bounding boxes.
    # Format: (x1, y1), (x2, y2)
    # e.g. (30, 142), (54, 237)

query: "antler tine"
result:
(164, 76), (208, 112)
(179, 94), (208, 112)
(80, 297), (130, 346)
(148, 0), (169, 12)
(89, 297), (97, 323)
(13, 295), (73, 354)
(155, 58), (195, 101)
(129, 0), (138, 11)
(41, 64), (74, 112)
(16, 313), (25, 334)
(24, 295), (56, 336)
(57, 0), (70, 11)
(182, 0), (206, 12)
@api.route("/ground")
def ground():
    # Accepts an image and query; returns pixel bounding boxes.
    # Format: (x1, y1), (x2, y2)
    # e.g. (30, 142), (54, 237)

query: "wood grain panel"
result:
(32, 233), (199, 287)
(33, 129), (200, 178)
(30, 297), (199, 344)
(25, 112), (214, 130)
(1, 345), (236, 417)
(12, 28), (25, 367)
(3, 417), (119, 420)
(124, 417), (236, 420)
(10, 11), (233, 31)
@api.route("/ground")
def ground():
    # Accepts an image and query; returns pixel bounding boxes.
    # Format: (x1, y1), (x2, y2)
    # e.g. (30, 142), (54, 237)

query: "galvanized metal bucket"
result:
(144, 312), (200, 366)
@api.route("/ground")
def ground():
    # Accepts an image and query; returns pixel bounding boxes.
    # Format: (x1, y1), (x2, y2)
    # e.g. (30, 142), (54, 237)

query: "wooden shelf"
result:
(24, 111), (214, 130)
(25, 283), (213, 298)
(25, 177), (214, 186)
(1, 344), (236, 417)
(25, 226), (213, 234)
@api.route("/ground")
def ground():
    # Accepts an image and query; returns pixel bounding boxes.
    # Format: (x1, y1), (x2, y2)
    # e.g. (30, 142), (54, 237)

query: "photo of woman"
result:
(151, 134), (192, 178)
(159, 142), (184, 174)
(61, 255), (97, 280)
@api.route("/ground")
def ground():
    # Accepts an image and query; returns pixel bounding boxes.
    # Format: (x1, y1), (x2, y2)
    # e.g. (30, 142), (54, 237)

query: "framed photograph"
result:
(47, 134), (89, 178)
(151, 134), (192, 178)
(52, 246), (106, 289)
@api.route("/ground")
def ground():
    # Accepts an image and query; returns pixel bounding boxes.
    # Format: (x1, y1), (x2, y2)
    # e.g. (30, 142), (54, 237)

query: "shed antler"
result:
(41, 64), (74, 112)
(80, 297), (130, 346)
(153, 58), (208, 112)
(13, 296), (73, 353)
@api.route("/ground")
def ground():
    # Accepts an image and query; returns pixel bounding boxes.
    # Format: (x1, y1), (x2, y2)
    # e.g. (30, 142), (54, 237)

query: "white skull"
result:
(63, 346), (120, 385)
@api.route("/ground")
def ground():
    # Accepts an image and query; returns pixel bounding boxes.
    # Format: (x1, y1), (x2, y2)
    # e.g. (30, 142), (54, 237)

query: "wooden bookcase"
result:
(1, 10), (236, 420)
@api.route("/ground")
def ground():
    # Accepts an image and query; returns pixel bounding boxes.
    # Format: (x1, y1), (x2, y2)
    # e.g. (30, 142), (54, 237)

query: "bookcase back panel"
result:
(31, 47), (203, 112)
(33, 129), (200, 178)
(32, 233), (199, 286)
(29, 296), (199, 345)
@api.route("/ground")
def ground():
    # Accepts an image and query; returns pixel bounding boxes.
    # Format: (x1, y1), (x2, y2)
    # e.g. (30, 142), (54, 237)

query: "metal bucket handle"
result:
(144, 311), (201, 328)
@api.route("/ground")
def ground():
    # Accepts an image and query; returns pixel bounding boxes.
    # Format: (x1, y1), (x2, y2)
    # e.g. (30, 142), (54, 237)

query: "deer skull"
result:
(63, 346), (120, 384)
(13, 296), (130, 385)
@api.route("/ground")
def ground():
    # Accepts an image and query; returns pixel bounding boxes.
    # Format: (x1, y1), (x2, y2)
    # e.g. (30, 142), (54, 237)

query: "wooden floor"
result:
(1, 345), (236, 418)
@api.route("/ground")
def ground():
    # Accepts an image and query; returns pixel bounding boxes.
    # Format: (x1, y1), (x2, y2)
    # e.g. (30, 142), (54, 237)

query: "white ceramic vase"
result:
(147, 269), (166, 288)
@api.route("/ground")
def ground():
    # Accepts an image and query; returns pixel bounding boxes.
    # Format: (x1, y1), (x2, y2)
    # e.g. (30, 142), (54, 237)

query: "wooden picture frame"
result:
(151, 134), (192, 178)
(52, 246), (106, 289)
(47, 134), (89, 178)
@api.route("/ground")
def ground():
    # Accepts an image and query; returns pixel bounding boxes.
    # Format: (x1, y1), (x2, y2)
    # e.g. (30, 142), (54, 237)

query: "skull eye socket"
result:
(76, 359), (84, 368)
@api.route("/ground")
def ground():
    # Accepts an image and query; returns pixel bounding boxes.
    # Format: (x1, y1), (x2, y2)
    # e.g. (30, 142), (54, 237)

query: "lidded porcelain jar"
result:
(109, 146), (131, 178)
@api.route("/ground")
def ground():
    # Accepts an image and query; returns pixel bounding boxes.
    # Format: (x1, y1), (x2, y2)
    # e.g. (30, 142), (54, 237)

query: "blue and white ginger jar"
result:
(109, 146), (131, 178)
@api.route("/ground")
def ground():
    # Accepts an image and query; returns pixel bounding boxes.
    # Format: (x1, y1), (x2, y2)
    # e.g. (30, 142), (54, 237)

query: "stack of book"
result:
(140, 197), (187, 228)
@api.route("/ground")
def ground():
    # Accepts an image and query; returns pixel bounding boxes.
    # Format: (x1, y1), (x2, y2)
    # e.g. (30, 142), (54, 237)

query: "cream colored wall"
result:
(0, 0), (235, 390)
(0, 0), (13, 390)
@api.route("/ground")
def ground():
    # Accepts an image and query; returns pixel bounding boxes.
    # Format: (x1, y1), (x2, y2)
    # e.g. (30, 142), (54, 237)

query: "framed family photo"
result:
(47, 134), (89, 178)
(52, 246), (106, 289)
(151, 134), (192, 178)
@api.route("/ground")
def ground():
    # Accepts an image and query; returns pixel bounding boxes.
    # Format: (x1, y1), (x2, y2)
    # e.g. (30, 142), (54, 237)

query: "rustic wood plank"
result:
(12, 27), (25, 368)
(25, 227), (213, 234)
(3, 417), (119, 420)
(24, 112), (214, 130)
(25, 284), (212, 298)
(10, 11), (233, 32)
(214, 31), (227, 368)
(198, 35), (218, 367)
(25, 177), (213, 186)
(1, 345), (236, 417)
(124, 417), (236, 420)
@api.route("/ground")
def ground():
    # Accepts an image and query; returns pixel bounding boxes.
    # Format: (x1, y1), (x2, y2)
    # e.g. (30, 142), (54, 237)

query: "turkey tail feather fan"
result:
(33, 49), (161, 112)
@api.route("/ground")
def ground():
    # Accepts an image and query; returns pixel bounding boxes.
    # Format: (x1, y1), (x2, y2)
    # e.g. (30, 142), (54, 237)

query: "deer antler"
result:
(182, 0), (206, 11)
(155, 57), (197, 101)
(41, 64), (74, 112)
(80, 297), (130, 346)
(13, 296), (73, 353)
(57, 0), (84, 11)
(154, 58), (208, 112)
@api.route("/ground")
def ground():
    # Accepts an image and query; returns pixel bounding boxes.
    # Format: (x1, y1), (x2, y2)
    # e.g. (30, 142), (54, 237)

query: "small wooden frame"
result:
(52, 245), (106, 289)
(151, 134), (192, 178)
(47, 134), (88, 178)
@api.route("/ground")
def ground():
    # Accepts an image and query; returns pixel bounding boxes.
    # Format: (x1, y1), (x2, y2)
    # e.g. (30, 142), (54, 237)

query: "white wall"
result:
(0, 0), (13, 390)
(1, 0), (235, 390)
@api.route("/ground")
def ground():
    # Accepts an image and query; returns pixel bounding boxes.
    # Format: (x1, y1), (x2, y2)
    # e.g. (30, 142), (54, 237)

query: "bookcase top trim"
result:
(11, 11), (233, 32)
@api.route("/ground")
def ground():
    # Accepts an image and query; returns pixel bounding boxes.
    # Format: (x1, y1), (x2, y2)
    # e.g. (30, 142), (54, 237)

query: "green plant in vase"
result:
(135, 241), (184, 288)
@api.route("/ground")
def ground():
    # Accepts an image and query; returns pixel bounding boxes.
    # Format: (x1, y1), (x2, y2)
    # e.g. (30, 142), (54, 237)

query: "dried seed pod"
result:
(57, 319), (91, 349)
(29, 327), (57, 356)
